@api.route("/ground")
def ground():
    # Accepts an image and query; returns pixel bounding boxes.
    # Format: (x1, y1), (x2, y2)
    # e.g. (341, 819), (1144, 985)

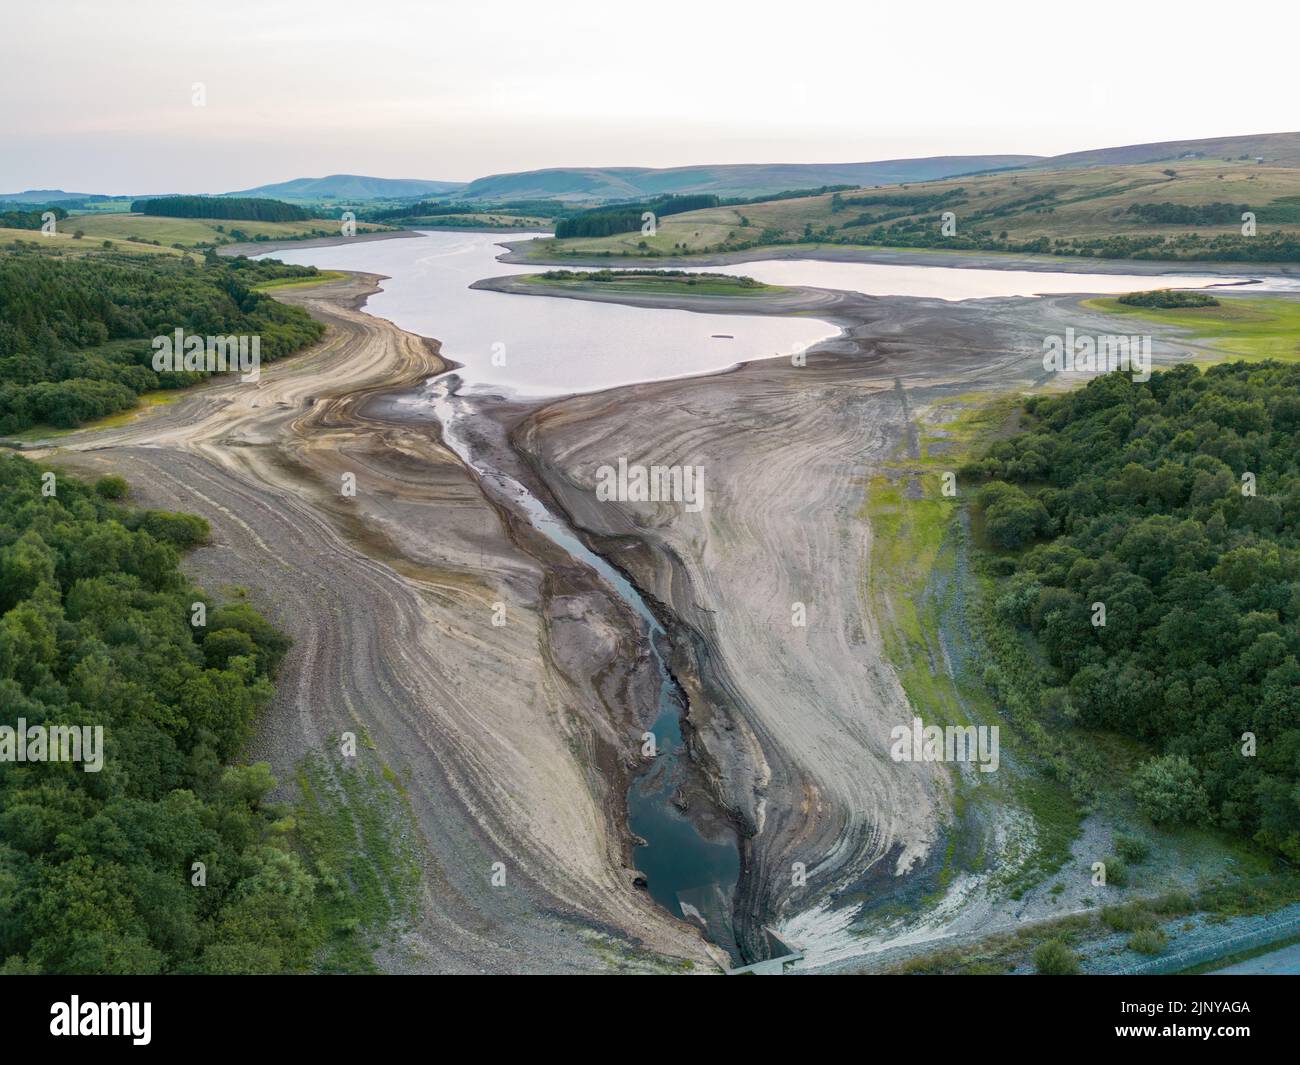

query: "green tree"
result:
(1132, 754), (1209, 825)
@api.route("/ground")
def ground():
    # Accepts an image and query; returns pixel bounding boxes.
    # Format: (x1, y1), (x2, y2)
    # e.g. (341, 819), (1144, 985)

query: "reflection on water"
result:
(262, 231), (836, 398)
(677, 257), (1245, 300)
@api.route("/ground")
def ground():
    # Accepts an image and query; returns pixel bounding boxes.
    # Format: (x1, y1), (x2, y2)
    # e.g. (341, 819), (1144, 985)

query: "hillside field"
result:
(59, 212), (392, 248)
(0, 226), (197, 258)
(532, 158), (1300, 262)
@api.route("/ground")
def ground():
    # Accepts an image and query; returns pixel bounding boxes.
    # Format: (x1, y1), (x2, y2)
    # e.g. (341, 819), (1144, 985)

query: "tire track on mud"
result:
(43, 273), (719, 974)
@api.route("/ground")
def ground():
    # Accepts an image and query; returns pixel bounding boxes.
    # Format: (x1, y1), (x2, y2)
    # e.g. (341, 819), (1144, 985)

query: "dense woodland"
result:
(554, 194), (721, 238)
(129, 196), (310, 223)
(368, 201), (474, 222)
(720, 184), (855, 206)
(967, 363), (1300, 858)
(0, 455), (328, 972)
(1117, 289), (1219, 308)
(0, 206), (68, 231)
(0, 247), (324, 432)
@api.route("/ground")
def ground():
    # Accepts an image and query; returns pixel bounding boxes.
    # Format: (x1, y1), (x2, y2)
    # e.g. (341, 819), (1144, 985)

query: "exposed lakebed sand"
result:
(38, 234), (1285, 971)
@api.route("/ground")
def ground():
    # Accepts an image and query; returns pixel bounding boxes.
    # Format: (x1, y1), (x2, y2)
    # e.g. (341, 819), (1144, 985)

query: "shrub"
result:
(1115, 835), (1151, 864)
(94, 475), (129, 500)
(133, 509), (210, 548)
(1132, 754), (1209, 825)
(1118, 289), (1220, 308)
(1101, 903), (1156, 932)
(1128, 927), (1168, 955)
(1150, 891), (1194, 916)
(1033, 939), (1079, 975)
(1100, 855), (1129, 888)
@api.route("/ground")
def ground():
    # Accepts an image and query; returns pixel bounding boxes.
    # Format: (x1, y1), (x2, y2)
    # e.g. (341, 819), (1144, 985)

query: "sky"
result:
(2, 0), (1296, 194)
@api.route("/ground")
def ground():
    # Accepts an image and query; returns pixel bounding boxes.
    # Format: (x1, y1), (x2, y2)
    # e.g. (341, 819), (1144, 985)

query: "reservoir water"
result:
(676, 257), (1242, 300)
(264, 231), (836, 397)
(263, 231), (1258, 398)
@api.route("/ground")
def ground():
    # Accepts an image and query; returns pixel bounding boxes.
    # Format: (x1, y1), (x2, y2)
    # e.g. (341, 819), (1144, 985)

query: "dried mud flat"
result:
(31, 262), (1247, 973)
(509, 292), (1017, 959)
(507, 281), (1247, 966)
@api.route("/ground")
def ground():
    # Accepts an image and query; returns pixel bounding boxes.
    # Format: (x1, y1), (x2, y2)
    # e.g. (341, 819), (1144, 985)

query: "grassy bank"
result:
(252, 269), (347, 292)
(1086, 294), (1300, 362)
(293, 753), (422, 973)
(64, 213), (391, 249)
(862, 391), (1090, 901)
(1, 226), (198, 259)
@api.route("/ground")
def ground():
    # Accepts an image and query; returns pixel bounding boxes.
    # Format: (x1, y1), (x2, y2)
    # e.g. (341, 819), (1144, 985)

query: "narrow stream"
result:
(425, 375), (743, 962)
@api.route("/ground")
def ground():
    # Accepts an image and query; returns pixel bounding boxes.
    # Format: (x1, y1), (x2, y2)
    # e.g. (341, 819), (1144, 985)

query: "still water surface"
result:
(265, 231), (1255, 397)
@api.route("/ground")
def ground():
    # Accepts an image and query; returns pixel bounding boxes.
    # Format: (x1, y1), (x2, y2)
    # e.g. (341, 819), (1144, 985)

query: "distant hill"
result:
(226, 174), (467, 201)
(461, 157), (1042, 203)
(1036, 131), (1300, 170)
(0, 189), (111, 204)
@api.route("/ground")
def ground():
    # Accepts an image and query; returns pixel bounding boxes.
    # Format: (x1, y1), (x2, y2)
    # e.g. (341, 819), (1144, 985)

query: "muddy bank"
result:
(506, 298), (1001, 959)
(218, 228), (421, 258)
(503, 278), (1257, 967)
(43, 271), (722, 974)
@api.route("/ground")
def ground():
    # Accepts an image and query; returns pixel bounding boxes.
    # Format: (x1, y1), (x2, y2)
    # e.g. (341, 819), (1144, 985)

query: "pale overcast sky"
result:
(2, 0), (1295, 193)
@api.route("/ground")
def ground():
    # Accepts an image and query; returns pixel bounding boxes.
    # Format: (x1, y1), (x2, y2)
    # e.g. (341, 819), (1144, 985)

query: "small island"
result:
(526, 268), (782, 296)
(1117, 288), (1221, 308)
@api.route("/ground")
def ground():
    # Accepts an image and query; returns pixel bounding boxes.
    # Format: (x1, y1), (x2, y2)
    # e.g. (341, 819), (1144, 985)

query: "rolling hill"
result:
(1035, 130), (1300, 170)
(460, 156), (1042, 203)
(61, 212), (391, 248)
(532, 154), (1300, 263)
(0, 189), (113, 204)
(227, 174), (466, 201)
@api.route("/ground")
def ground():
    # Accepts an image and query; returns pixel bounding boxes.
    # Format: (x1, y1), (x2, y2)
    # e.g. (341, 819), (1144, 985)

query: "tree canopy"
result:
(0, 246), (323, 432)
(129, 196), (310, 222)
(0, 455), (322, 973)
(969, 362), (1300, 858)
